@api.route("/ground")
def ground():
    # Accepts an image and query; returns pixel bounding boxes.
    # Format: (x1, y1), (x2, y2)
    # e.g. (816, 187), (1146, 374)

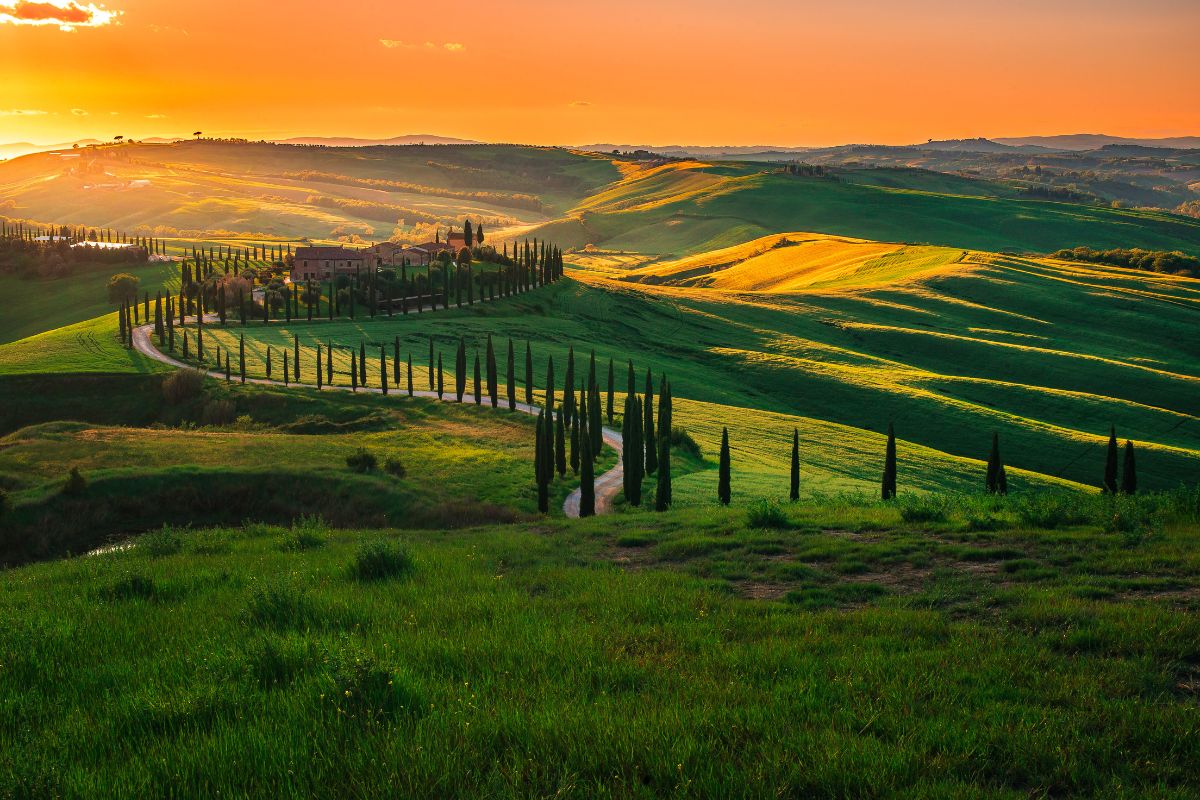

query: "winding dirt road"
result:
(131, 321), (624, 518)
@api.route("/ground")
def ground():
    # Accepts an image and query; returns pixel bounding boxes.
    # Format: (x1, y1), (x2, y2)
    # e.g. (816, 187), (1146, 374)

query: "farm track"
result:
(131, 319), (624, 518)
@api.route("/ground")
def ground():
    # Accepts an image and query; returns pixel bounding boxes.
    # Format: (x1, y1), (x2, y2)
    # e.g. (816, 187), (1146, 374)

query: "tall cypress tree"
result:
(428, 335), (435, 391)
(506, 338), (516, 410)
(718, 427), (731, 506)
(265, 346), (272, 378)
(630, 395), (644, 506)
(380, 346), (388, 395)
(239, 334), (246, 383)
(359, 340), (367, 387)
(563, 346), (576, 418)
(644, 369), (657, 475)
(455, 337), (467, 402)
(881, 422), (897, 500)
(656, 379), (672, 509)
(393, 336), (401, 386)
(1121, 440), (1137, 495)
(524, 341), (534, 405)
(407, 354), (413, 396)
(621, 396), (633, 502)
(473, 352), (482, 405)
(789, 428), (800, 501)
(349, 352), (356, 391)
(534, 410), (549, 513)
(546, 355), (556, 411)
(295, 335), (301, 382)
(486, 334), (497, 407)
(986, 433), (1005, 494)
(580, 432), (595, 517)
(437, 353), (444, 400)
(317, 345), (323, 389)
(589, 374), (602, 456)
(570, 407), (580, 475)
(555, 408), (567, 478)
(1103, 425), (1119, 494)
(283, 351), (290, 386)
(326, 339), (334, 386)
(606, 358), (615, 423)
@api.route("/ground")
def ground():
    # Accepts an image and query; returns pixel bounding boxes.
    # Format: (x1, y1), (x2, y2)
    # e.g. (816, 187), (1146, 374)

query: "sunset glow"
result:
(1, 0), (1198, 145)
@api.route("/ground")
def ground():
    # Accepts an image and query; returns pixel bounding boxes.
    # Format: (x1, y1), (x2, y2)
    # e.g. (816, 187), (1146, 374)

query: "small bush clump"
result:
(668, 426), (703, 459)
(746, 500), (790, 529)
(346, 449), (378, 473)
(898, 496), (948, 524)
(383, 458), (407, 478)
(201, 399), (237, 426)
(142, 526), (183, 557)
(349, 541), (414, 582)
(1017, 493), (1092, 529)
(279, 515), (328, 551)
(62, 467), (87, 496)
(162, 368), (205, 405)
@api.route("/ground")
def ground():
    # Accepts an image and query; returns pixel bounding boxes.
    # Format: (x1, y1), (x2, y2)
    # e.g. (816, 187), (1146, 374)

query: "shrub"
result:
(346, 449), (378, 473)
(349, 541), (414, 582)
(62, 467), (87, 496)
(668, 426), (703, 459)
(201, 399), (237, 426)
(142, 525), (183, 557)
(746, 500), (790, 529)
(1016, 493), (1092, 529)
(162, 368), (205, 405)
(279, 515), (328, 551)
(321, 652), (424, 723)
(247, 584), (322, 630)
(898, 495), (947, 524)
(383, 458), (407, 478)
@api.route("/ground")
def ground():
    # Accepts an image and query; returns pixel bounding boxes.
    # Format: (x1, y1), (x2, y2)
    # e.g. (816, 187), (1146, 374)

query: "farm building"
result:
(291, 246), (371, 281)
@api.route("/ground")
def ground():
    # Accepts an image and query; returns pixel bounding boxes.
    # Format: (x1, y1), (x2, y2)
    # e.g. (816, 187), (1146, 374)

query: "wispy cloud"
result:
(568, 100), (591, 107)
(379, 38), (465, 53)
(71, 107), (88, 116)
(0, 1), (121, 31)
(145, 113), (166, 119)
(0, 108), (48, 116)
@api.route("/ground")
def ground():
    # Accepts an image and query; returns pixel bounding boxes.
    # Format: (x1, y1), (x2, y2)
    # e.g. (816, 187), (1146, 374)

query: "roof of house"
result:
(294, 246), (367, 260)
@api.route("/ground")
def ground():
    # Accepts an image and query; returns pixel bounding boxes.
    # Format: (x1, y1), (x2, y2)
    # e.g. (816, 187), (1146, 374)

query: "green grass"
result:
(0, 259), (179, 344)
(2, 498), (1199, 796)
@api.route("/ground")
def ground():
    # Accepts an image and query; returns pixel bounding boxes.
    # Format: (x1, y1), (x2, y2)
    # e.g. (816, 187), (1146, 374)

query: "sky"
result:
(1, 0), (1198, 146)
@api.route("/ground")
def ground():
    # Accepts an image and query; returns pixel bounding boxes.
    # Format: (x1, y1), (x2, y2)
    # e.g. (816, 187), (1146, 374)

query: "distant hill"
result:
(994, 134), (1200, 151)
(578, 144), (813, 158)
(915, 138), (1052, 154)
(274, 134), (478, 147)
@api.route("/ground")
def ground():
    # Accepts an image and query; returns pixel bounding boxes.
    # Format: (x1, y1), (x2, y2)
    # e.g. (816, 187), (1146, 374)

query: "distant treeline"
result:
(1018, 185), (1101, 204)
(0, 222), (153, 279)
(303, 196), (520, 229)
(1053, 246), (1200, 278)
(281, 171), (547, 213)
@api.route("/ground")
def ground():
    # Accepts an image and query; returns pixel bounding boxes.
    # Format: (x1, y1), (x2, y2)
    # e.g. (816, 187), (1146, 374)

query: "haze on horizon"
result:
(1, 0), (1197, 147)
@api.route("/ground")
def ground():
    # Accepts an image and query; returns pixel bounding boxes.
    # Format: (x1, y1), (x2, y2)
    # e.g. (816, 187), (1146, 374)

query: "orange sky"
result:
(1, 0), (1198, 146)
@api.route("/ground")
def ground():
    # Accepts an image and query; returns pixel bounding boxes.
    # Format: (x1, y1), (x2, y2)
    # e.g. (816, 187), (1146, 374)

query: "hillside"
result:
(530, 160), (1200, 259)
(0, 141), (621, 241)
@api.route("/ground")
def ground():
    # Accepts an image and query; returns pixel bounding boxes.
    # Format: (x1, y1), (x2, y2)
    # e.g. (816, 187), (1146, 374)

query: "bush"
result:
(349, 541), (414, 582)
(1016, 493), (1092, 529)
(201, 399), (237, 426)
(162, 369), (205, 405)
(62, 467), (87, 496)
(746, 500), (790, 529)
(346, 449), (378, 473)
(279, 515), (328, 551)
(668, 426), (703, 459)
(383, 458), (407, 478)
(142, 525), (183, 557)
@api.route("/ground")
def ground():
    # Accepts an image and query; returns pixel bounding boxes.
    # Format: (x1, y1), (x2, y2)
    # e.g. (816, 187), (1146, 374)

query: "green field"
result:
(3, 495), (1199, 796)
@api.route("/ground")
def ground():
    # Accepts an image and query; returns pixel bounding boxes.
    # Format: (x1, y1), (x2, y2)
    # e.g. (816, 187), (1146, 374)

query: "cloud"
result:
(71, 107), (88, 116)
(379, 38), (464, 53)
(0, 108), (48, 116)
(145, 113), (166, 119)
(0, 1), (121, 31)
(568, 100), (591, 107)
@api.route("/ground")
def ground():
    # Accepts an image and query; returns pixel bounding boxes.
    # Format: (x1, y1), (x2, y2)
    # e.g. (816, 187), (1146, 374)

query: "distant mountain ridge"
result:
(275, 134), (478, 147)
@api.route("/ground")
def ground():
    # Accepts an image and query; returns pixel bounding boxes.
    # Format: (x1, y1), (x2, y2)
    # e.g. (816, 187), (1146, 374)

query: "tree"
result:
(789, 428), (800, 501)
(643, 369), (657, 475)
(428, 335), (435, 391)
(107, 273), (140, 305)
(473, 352), (482, 405)
(455, 337), (467, 402)
(464, 219), (474, 249)
(506, 338), (516, 410)
(655, 380), (672, 511)
(622, 394), (643, 506)
(359, 340), (367, 386)
(524, 341), (534, 405)
(349, 351), (356, 391)
(380, 346), (388, 395)
(1103, 425), (1119, 494)
(580, 431), (595, 517)
(571, 407), (581, 475)
(986, 433), (1007, 495)
(555, 408), (567, 478)
(1121, 440), (1137, 495)
(239, 334), (246, 384)
(486, 334), (498, 407)
(718, 427), (731, 505)
(881, 423), (897, 500)
(534, 410), (549, 514)
(563, 346), (576, 418)
(316, 345), (323, 389)
(407, 354), (414, 396)
(475, 222), (485, 246)
(606, 358), (615, 423)
(437, 353), (444, 399)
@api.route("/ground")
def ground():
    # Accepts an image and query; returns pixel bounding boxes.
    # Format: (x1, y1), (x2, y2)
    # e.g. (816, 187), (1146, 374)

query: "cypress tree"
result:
(359, 340), (367, 387)
(606, 358), (615, 423)
(437, 353), (444, 399)
(167, 302), (175, 351)
(570, 406), (580, 474)
(621, 396), (633, 501)
(225, 354), (231, 382)
(154, 292), (164, 339)
(326, 339), (334, 385)
(349, 352), (356, 391)
(546, 355), (555, 411)
(627, 359), (635, 398)
(524, 341), (534, 405)
(283, 351), (290, 386)
(789, 428), (800, 501)
(380, 346), (388, 395)
(986, 433), (1005, 494)
(407, 354), (413, 396)
(316, 345), (323, 389)
(1103, 425), (1119, 494)
(555, 408), (567, 477)
(655, 379), (672, 510)
(589, 374), (602, 455)
(183, 330), (190, 359)
(428, 335), (435, 391)
(534, 410), (549, 514)
(563, 346), (576, 418)
(455, 337), (467, 402)
(118, 300), (127, 342)
(486, 334), (497, 407)
(294, 335), (301, 381)
(266, 346), (272, 378)
(473, 352), (482, 405)
(393, 336), (401, 386)
(629, 394), (644, 506)
(644, 369), (657, 475)
(239, 334), (246, 383)
(718, 427), (731, 505)
(580, 432), (595, 517)
(1121, 441), (1137, 495)
(506, 338), (516, 410)
(882, 423), (897, 500)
